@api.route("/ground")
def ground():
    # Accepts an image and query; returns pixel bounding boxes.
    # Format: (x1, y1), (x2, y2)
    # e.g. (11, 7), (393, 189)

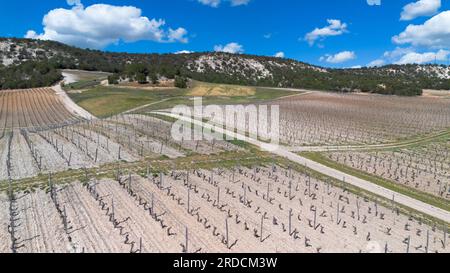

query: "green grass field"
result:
(68, 86), (185, 117)
(63, 79), (104, 90)
(69, 82), (300, 117)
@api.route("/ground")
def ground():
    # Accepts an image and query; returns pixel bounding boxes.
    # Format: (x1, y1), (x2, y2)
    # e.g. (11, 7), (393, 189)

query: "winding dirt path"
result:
(52, 84), (96, 121)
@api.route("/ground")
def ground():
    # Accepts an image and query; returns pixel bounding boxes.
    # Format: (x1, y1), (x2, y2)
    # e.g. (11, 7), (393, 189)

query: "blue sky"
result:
(1, 0), (449, 68)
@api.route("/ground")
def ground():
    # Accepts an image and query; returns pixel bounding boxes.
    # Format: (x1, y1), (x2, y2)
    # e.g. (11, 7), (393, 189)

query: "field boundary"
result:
(289, 129), (450, 152)
(301, 151), (450, 212)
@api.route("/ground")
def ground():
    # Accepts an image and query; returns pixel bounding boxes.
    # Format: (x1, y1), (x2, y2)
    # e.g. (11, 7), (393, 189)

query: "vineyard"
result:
(0, 85), (449, 253)
(0, 88), (82, 133)
(0, 165), (448, 253)
(273, 92), (450, 146)
(186, 92), (450, 147)
(325, 140), (450, 200)
(0, 110), (241, 181)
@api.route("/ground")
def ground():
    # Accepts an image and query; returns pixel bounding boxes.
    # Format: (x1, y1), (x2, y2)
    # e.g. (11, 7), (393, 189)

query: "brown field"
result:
(188, 82), (256, 97)
(423, 89), (450, 99)
(0, 88), (82, 132)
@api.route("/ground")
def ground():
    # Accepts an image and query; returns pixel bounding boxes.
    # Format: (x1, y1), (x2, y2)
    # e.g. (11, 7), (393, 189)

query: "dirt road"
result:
(52, 84), (96, 120)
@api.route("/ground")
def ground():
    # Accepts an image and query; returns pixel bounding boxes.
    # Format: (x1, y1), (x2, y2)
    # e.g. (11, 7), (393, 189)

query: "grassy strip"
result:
(145, 113), (179, 123)
(63, 79), (103, 91)
(301, 151), (450, 213)
(0, 149), (268, 192)
(377, 129), (450, 152)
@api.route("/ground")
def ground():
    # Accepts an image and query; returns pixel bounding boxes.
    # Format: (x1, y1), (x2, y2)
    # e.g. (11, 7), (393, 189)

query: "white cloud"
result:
(372, 47), (449, 65)
(274, 52), (285, 58)
(175, 50), (193, 54)
(230, 0), (251, 6)
(25, 30), (39, 39)
(393, 10), (450, 48)
(263, 33), (272, 39)
(350, 65), (362, 69)
(400, 0), (441, 21)
(197, 0), (250, 7)
(198, 0), (221, 7)
(395, 49), (449, 64)
(383, 47), (415, 59)
(367, 0), (381, 6)
(214, 42), (244, 54)
(320, 51), (356, 64)
(305, 19), (348, 46)
(66, 0), (82, 7)
(25, 2), (188, 49)
(367, 59), (386, 67)
(168, 28), (189, 43)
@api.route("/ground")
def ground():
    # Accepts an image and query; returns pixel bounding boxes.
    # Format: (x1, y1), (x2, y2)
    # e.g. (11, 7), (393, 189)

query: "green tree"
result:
(136, 72), (147, 84)
(150, 73), (159, 84)
(174, 76), (188, 89)
(108, 74), (120, 85)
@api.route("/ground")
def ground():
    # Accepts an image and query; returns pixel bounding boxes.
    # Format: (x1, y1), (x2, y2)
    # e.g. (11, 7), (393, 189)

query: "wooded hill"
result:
(1, 37), (449, 95)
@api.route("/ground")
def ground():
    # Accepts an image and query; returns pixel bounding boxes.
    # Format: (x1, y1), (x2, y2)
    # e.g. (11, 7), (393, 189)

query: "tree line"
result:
(1, 38), (449, 95)
(0, 61), (62, 90)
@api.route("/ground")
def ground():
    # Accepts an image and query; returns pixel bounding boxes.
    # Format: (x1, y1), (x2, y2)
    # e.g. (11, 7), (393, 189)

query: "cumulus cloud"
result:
(393, 11), (450, 48)
(320, 51), (356, 63)
(168, 28), (189, 43)
(274, 52), (285, 58)
(395, 49), (449, 64)
(66, 0), (82, 7)
(305, 19), (348, 46)
(368, 47), (448, 66)
(25, 2), (188, 49)
(25, 30), (40, 40)
(367, 59), (386, 67)
(214, 42), (244, 54)
(367, 0), (381, 6)
(175, 50), (194, 54)
(400, 0), (441, 21)
(383, 47), (415, 60)
(197, 0), (250, 7)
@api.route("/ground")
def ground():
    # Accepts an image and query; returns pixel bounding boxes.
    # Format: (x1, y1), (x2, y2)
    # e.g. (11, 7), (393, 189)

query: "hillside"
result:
(1, 37), (449, 95)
